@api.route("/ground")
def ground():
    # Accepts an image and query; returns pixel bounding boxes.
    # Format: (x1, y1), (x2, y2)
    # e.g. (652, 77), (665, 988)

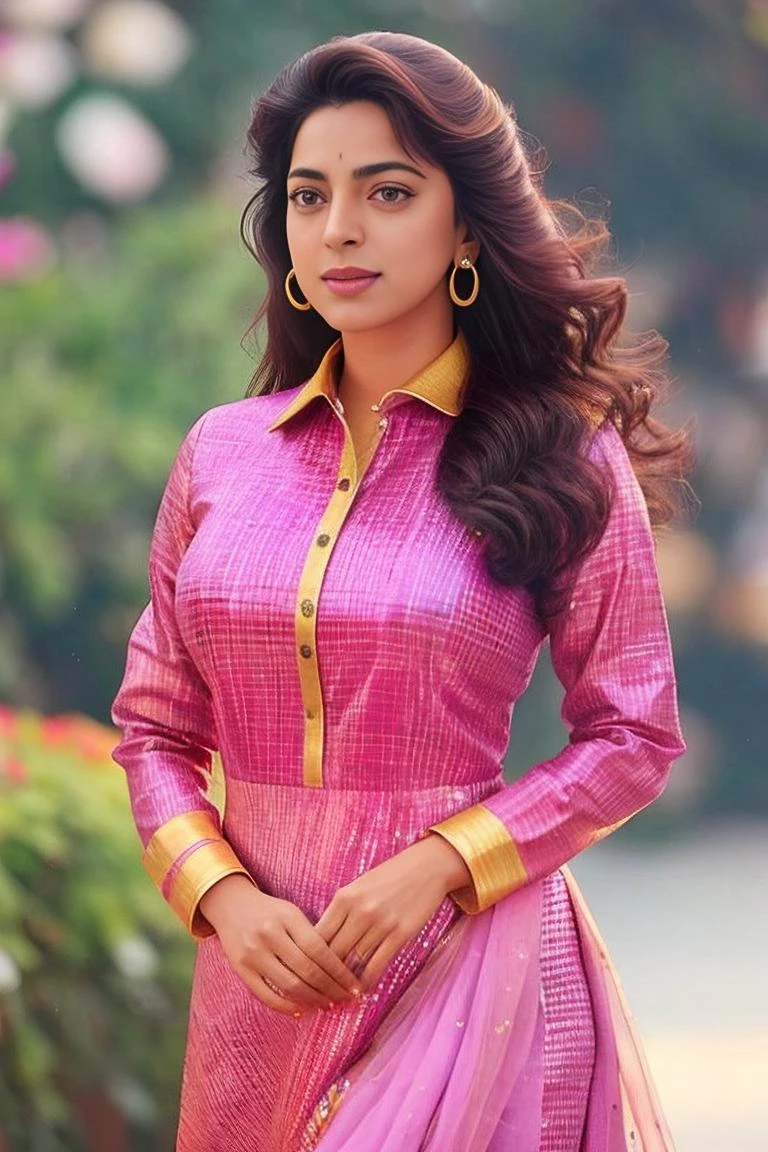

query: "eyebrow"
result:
(286, 161), (426, 182)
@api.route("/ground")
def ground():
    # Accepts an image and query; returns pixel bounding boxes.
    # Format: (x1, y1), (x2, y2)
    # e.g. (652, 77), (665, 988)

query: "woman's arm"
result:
(428, 421), (687, 914)
(111, 416), (251, 938)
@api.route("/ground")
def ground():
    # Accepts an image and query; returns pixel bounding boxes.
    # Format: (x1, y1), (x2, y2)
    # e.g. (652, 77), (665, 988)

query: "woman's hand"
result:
(314, 833), (473, 992)
(199, 874), (364, 1016)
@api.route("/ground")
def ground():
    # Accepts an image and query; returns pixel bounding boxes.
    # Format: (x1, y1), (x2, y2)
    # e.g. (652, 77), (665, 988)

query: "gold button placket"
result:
(294, 407), (388, 787)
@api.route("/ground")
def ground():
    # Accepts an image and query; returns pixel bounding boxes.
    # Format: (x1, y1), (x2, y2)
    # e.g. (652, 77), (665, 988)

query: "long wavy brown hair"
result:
(240, 32), (694, 610)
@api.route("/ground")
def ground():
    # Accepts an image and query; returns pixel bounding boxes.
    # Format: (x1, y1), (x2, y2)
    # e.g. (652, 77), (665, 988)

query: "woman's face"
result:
(285, 100), (474, 336)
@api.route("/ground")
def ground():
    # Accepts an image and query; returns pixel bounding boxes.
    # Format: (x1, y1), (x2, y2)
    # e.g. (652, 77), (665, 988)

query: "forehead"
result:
(290, 101), (413, 166)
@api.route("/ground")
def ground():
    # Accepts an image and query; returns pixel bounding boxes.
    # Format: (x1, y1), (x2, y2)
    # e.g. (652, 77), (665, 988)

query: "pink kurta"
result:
(111, 333), (686, 1151)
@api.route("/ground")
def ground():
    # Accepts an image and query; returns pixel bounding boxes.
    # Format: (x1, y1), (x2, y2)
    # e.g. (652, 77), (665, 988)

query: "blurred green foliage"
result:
(0, 709), (194, 1150)
(1, 197), (259, 717)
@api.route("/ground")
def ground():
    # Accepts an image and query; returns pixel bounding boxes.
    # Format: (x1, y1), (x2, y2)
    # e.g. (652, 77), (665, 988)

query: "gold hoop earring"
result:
(449, 256), (479, 308)
(285, 268), (311, 311)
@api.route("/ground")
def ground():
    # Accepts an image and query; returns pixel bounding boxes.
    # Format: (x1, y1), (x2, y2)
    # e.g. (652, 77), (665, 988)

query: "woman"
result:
(111, 31), (693, 1152)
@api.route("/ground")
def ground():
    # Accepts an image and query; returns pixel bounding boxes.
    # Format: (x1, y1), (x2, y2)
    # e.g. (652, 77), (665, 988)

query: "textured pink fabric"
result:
(539, 870), (595, 1148)
(111, 378), (685, 1151)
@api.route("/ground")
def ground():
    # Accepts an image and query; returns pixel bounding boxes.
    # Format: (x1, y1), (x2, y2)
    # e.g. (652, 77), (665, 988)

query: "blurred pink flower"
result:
(36, 712), (117, 761)
(1, 755), (28, 785)
(0, 217), (56, 280)
(0, 705), (18, 738)
(39, 715), (76, 746)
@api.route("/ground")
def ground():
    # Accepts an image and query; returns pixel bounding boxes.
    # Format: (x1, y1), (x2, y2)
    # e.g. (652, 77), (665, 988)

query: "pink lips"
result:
(322, 266), (380, 297)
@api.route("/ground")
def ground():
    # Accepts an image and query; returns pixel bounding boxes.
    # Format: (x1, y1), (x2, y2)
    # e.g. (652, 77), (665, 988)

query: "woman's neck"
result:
(336, 303), (455, 411)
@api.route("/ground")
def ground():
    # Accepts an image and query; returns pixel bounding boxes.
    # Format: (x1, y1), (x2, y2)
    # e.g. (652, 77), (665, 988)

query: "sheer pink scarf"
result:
(315, 870), (674, 1152)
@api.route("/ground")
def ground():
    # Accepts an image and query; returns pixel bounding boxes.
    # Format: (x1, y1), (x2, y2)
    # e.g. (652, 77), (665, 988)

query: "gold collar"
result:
(267, 330), (470, 432)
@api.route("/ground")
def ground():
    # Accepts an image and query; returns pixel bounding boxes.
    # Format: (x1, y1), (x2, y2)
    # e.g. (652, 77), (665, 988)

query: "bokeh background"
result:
(1, 1), (766, 1149)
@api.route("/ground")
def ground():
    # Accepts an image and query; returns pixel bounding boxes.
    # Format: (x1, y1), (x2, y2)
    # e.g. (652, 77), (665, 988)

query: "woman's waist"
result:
(220, 774), (504, 915)
(221, 773), (504, 829)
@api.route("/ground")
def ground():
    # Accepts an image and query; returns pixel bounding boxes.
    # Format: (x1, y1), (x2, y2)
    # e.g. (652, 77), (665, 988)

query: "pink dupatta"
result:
(313, 869), (675, 1152)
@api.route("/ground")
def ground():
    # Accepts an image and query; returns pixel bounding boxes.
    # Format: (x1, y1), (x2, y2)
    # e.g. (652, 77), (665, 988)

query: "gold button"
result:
(299, 644), (312, 658)
(300, 599), (314, 617)
(337, 478), (351, 491)
(316, 533), (330, 547)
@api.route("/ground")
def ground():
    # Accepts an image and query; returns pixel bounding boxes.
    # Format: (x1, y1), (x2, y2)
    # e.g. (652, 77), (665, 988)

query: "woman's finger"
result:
(320, 918), (372, 967)
(314, 901), (348, 943)
(260, 952), (338, 1011)
(357, 935), (400, 991)
(342, 930), (381, 977)
(288, 921), (365, 997)
(270, 941), (353, 1008)
(245, 972), (305, 1017)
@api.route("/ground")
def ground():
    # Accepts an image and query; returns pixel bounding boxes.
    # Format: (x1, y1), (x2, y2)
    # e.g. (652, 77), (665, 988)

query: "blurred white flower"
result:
(80, 0), (193, 87)
(0, 29), (78, 109)
(0, 947), (22, 995)
(56, 93), (169, 203)
(112, 934), (158, 981)
(0, 0), (93, 30)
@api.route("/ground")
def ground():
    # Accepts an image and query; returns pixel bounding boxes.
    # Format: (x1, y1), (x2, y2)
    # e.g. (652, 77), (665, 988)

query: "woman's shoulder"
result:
(583, 416), (652, 531)
(168, 388), (307, 479)
(194, 386), (305, 441)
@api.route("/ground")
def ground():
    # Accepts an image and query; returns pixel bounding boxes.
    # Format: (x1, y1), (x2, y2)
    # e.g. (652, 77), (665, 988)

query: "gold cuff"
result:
(428, 804), (528, 914)
(143, 810), (222, 888)
(167, 839), (253, 939)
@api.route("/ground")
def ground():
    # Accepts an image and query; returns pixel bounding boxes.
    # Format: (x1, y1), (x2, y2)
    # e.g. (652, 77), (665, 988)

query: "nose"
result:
(322, 190), (363, 250)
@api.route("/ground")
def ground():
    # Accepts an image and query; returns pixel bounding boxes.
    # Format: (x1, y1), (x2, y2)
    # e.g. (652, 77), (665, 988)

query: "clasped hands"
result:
(198, 832), (472, 1017)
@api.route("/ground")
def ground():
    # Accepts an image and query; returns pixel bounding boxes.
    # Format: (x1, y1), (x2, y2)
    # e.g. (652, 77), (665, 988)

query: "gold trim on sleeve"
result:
(428, 803), (528, 914)
(167, 839), (253, 938)
(142, 809), (222, 888)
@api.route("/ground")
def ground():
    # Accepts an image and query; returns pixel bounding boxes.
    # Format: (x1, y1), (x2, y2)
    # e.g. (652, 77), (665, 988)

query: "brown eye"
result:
(288, 188), (323, 207)
(372, 185), (412, 204)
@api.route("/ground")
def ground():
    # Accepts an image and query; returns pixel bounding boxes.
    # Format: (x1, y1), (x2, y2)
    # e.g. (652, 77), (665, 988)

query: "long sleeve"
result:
(429, 421), (687, 914)
(111, 415), (251, 937)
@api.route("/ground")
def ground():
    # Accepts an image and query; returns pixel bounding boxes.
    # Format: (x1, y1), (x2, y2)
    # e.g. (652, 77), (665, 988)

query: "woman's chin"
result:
(319, 297), (433, 338)
(316, 304), (403, 335)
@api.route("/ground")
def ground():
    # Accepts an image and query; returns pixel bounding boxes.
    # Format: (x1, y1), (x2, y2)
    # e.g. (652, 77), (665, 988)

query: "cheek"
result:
(285, 210), (317, 266)
(416, 199), (456, 257)
(395, 212), (455, 284)
(285, 213), (301, 263)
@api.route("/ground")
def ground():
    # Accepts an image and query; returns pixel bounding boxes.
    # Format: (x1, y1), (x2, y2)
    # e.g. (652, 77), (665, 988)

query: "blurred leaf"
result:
(0, 707), (194, 1148)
